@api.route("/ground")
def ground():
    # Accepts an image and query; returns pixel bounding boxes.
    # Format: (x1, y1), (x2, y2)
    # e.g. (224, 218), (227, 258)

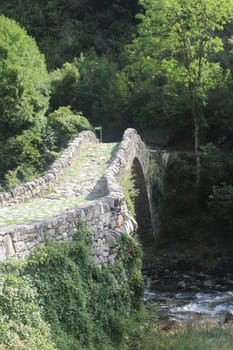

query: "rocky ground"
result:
(142, 240), (233, 292)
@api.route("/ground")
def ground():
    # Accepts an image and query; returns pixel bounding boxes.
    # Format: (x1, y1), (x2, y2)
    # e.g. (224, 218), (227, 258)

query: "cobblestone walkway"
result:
(0, 142), (118, 228)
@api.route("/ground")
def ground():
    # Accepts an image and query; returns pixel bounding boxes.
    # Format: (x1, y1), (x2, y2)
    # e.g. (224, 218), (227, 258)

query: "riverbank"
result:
(142, 237), (233, 293)
(124, 319), (233, 350)
(122, 237), (233, 349)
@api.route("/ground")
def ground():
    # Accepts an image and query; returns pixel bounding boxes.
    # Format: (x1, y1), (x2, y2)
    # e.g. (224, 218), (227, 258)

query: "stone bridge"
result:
(0, 129), (165, 265)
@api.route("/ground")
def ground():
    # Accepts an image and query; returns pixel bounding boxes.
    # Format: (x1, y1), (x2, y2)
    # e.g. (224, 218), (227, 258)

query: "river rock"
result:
(177, 280), (186, 288)
(203, 280), (213, 288)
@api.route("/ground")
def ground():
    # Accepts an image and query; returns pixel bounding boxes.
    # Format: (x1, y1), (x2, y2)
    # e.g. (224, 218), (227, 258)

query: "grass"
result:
(124, 315), (233, 350)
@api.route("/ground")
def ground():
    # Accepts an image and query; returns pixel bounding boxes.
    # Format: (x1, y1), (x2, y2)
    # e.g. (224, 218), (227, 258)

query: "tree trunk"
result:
(194, 118), (200, 189)
(190, 88), (201, 191)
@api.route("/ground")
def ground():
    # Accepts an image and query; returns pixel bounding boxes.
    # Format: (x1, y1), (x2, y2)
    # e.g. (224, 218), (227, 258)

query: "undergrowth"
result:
(0, 224), (143, 350)
(123, 305), (233, 350)
(120, 173), (139, 217)
(1, 223), (233, 350)
(125, 321), (233, 350)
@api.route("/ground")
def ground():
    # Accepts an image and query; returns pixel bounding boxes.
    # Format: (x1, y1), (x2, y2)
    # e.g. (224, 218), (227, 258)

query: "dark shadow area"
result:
(132, 158), (154, 247)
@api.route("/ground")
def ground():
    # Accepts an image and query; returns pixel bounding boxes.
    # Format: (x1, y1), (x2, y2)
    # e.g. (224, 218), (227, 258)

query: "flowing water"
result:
(144, 289), (233, 324)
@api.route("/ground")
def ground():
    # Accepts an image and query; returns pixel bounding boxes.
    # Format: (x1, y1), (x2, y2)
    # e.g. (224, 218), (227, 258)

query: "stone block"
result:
(103, 212), (111, 225)
(103, 196), (115, 209)
(93, 255), (101, 265)
(47, 228), (56, 237)
(12, 231), (37, 242)
(26, 240), (38, 250)
(3, 235), (15, 257)
(94, 205), (101, 218)
(116, 214), (124, 227)
(62, 232), (68, 240)
(0, 245), (6, 261)
(111, 220), (117, 229)
(107, 234), (117, 248)
(108, 253), (116, 263)
(14, 241), (27, 253)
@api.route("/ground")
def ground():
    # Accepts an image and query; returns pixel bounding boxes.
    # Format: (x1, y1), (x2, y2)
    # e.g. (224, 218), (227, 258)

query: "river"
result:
(144, 289), (233, 325)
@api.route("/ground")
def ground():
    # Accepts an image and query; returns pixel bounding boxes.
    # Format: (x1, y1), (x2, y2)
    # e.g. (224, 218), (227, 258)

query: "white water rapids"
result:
(144, 290), (233, 324)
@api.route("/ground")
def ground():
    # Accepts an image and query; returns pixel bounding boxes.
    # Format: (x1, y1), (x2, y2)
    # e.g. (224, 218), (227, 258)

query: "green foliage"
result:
(125, 321), (233, 350)
(0, 15), (51, 186)
(162, 147), (233, 242)
(162, 153), (198, 240)
(118, 235), (143, 308)
(0, 224), (143, 349)
(0, 272), (56, 349)
(120, 174), (139, 217)
(126, 0), (233, 181)
(150, 155), (165, 212)
(123, 301), (233, 350)
(0, 16), (49, 139)
(0, 18), (94, 188)
(200, 143), (233, 202)
(205, 82), (233, 138)
(0, 0), (138, 69)
(47, 106), (92, 150)
(124, 77), (186, 132)
(0, 128), (54, 189)
(75, 52), (126, 128)
(208, 184), (233, 237)
(50, 62), (80, 110)
(132, 0), (233, 105)
(50, 52), (128, 130)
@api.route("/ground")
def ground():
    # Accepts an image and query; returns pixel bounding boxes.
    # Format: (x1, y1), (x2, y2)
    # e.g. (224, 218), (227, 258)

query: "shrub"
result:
(0, 15), (50, 184)
(0, 128), (52, 189)
(0, 16), (49, 139)
(208, 184), (233, 238)
(199, 143), (233, 204)
(50, 62), (80, 110)
(0, 266), (56, 349)
(49, 52), (127, 130)
(0, 224), (143, 349)
(120, 173), (139, 217)
(75, 52), (127, 129)
(47, 106), (92, 150)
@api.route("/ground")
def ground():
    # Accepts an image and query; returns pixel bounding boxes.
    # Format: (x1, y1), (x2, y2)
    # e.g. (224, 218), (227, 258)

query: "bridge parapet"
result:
(103, 128), (160, 238)
(0, 128), (159, 265)
(0, 131), (97, 208)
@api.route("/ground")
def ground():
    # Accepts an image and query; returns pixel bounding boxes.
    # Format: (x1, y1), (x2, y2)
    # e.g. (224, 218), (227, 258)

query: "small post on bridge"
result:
(94, 126), (102, 143)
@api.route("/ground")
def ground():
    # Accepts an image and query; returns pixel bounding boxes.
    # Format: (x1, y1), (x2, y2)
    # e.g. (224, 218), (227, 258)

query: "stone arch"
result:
(0, 128), (163, 263)
(131, 157), (154, 245)
(110, 128), (160, 242)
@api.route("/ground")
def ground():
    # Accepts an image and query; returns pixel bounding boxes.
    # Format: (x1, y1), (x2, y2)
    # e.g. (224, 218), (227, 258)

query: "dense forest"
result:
(0, 1), (233, 349)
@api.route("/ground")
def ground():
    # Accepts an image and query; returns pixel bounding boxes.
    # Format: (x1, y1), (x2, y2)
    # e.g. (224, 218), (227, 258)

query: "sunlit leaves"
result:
(134, 0), (233, 100)
(0, 15), (50, 137)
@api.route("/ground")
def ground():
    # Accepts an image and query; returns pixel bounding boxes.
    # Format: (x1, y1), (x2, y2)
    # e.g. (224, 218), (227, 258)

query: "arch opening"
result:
(132, 158), (153, 246)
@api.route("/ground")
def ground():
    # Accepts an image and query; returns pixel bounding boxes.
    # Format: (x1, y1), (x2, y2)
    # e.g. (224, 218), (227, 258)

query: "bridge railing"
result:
(0, 128), (153, 264)
(0, 131), (97, 208)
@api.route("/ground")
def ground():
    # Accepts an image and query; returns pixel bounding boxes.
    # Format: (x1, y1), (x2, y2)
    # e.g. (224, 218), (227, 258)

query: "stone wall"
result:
(102, 128), (160, 238)
(0, 198), (135, 265)
(0, 131), (97, 208)
(0, 128), (158, 265)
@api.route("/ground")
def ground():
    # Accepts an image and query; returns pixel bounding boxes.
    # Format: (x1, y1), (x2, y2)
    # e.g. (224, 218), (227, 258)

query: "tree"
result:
(0, 0), (139, 69)
(47, 106), (92, 150)
(0, 15), (49, 140)
(50, 52), (128, 130)
(0, 15), (50, 183)
(129, 0), (233, 188)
